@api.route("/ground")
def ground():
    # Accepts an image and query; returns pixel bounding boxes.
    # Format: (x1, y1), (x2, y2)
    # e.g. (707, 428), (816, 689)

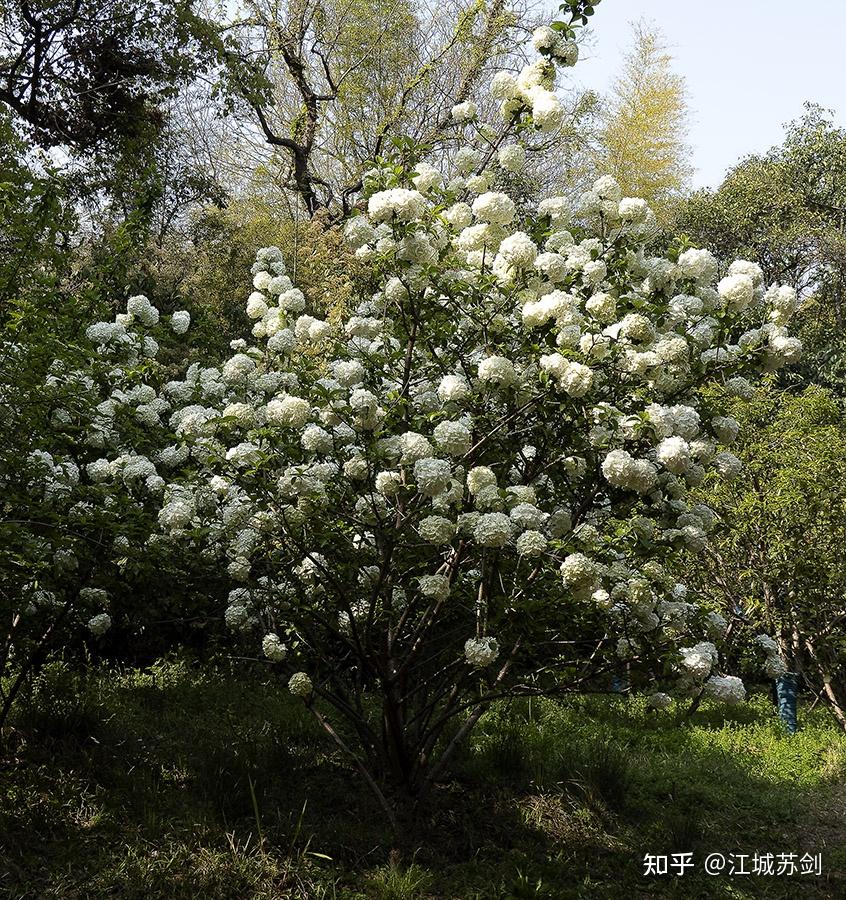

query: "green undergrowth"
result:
(1, 657), (844, 899)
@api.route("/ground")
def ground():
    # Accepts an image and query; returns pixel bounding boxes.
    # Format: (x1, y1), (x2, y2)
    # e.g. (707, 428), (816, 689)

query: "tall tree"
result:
(690, 385), (846, 731)
(597, 20), (692, 217)
(0, 0), (222, 152)
(674, 105), (846, 391)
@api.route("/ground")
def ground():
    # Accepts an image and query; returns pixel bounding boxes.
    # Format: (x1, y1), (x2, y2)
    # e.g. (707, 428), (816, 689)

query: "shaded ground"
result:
(1, 657), (844, 898)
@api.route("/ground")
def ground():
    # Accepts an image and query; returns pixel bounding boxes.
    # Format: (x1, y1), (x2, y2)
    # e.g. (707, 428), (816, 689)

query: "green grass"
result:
(1, 657), (844, 898)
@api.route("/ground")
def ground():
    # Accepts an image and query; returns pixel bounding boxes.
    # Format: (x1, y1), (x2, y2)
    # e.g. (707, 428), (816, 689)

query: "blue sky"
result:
(570, 0), (846, 189)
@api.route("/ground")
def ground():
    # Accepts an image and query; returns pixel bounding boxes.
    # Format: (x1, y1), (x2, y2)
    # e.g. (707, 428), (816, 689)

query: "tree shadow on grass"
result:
(1, 666), (844, 899)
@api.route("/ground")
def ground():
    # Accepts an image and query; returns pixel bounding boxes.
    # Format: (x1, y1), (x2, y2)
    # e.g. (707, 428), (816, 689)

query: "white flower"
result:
(705, 610), (728, 638)
(532, 25), (557, 51)
(648, 692), (672, 710)
(226, 442), (262, 468)
(601, 449), (659, 494)
(490, 72), (518, 100)
(344, 456), (369, 480)
(703, 675), (746, 705)
(267, 395), (311, 428)
(433, 420), (472, 456)
(344, 217), (376, 249)
(680, 641), (718, 679)
(713, 451), (742, 479)
(419, 574), (450, 602)
(472, 192), (516, 225)
(87, 613), (112, 636)
(560, 552), (596, 589)
(464, 636), (500, 668)
(497, 144), (525, 173)
(171, 310), (191, 334)
(246, 292), (268, 320)
(531, 89), (563, 132)
(262, 633), (288, 662)
(478, 355), (517, 389)
(367, 188), (426, 223)
(451, 100), (478, 123)
(474, 512), (512, 548)
(677, 248), (717, 282)
(515, 530), (547, 557)
(437, 374), (471, 404)
(655, 436), (690, 475)
(619, 313), (656, 344)
(413, 457), (452, 496)
(399, 431), (434, 463)
(301, 424), (333, 454)
(618, 197), (649, 222)
(498, 232), (538, 268)
(288, 672), (313, 697)
(222, 353), (256, 382)
(127, 295), (159, 326)
(729, 259), (764, 290)
(509, 503), (545, 530)
(718, 273), (755, 312)
(412, 162), (444, 193)
(755, 633), (779, 655)
(443, 202), (473, 230)
(711, 416), (740, 444)
(418, 515), (455, 544)
(724, 376), (753, 399)
(467, 466), (497, 496)
(375, 470), (402, 495)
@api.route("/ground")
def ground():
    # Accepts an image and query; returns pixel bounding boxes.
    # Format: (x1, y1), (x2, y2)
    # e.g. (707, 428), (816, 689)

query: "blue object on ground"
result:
(775, 673), (799, 734)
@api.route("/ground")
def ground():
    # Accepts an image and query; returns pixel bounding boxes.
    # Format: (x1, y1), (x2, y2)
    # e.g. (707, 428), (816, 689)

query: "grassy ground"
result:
(1, 657), (844, 899)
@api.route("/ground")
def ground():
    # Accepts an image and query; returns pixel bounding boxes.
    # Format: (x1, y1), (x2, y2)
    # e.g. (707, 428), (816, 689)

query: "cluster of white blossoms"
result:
(288, 671), (313, 697)
(680, 641), (719, 679)
(756, 633), (789, 678)
(87, 612), (112, 636)
(464, 636), (501, 668)
(18, 21), (802, 711)
(703, 674), (746, 705)
(647, 691), (673, 710)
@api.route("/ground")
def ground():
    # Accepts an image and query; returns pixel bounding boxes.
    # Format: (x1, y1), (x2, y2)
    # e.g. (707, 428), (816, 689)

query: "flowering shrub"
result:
(0, 291), (209, 727)
(1, 16), (804, 801)
(130, 75), (801, 801)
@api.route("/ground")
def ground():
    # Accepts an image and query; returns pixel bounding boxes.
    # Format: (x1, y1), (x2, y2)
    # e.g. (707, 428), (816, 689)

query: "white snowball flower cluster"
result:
(288, 672), (313, 697)
(414, 457), (452, 497)
(171, 310), (191, 334)
(601, 449), (658, 494)
(472, 192), (516, 225)
(451, 100), (478, 123)
(477, 355), (518, 389)
(262, 632), (288, 662)
(419, 574), (450, 602)
(756, 633), (788, 678)
(474, 512), (513, 548)
(87, 613), (112, 636)
(703, 674), (746, 705)
(267, 395), (311, 428)
(680, 641), (718, 679)
(433, 420), (472, 456)
(367, 188), (426, 223)
(560, 552), (596, 593)
(464, 636), (500, 668)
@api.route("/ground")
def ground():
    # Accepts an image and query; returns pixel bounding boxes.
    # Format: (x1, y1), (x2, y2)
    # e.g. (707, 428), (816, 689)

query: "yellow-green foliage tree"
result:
(597, 20), (692, 219)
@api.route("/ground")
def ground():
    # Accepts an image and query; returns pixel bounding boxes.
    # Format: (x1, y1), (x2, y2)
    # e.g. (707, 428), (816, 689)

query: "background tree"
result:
(674, 106), (846, 392)
(0, 0), (222, 153)
(689, 384), (846, 730)
(595, 20), (692, 219)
